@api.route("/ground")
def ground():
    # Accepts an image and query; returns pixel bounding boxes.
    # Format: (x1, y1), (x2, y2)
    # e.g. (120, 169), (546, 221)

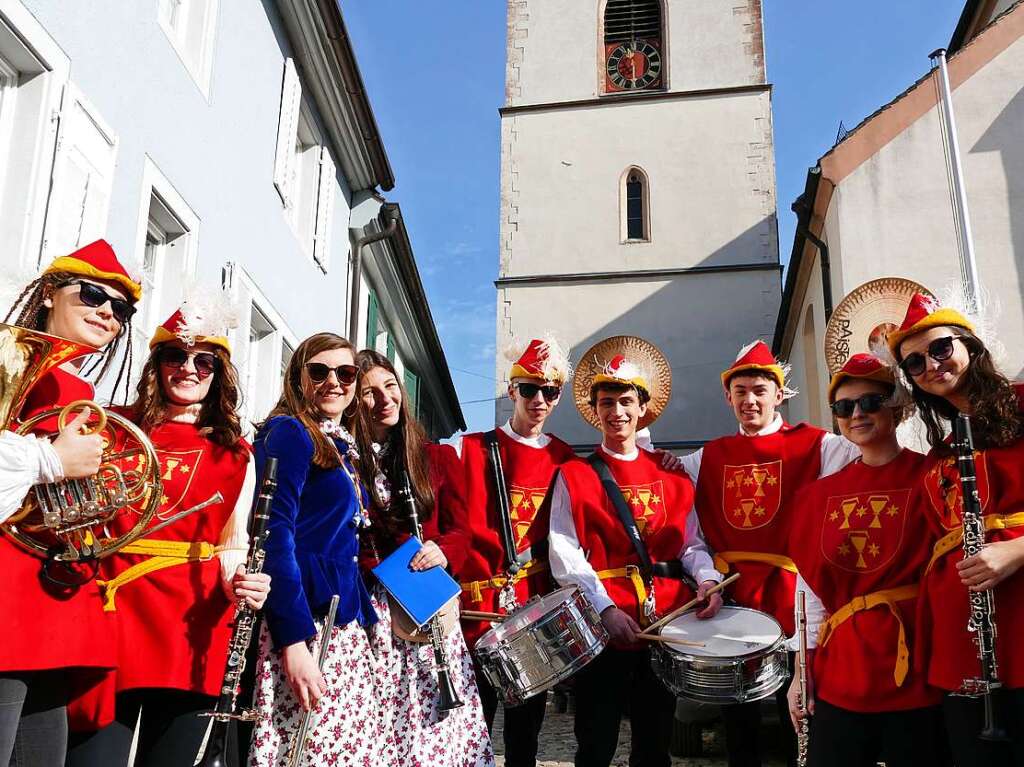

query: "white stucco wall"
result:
(17, 0), (355, 340)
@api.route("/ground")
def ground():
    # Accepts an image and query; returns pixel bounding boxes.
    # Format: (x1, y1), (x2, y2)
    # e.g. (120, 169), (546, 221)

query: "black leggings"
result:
(942, 689), (1024, 767)
(807, 699), (949, 767)
(65, 688), (234, 767)
(721, 652), (796, 767)
(0, 672), (67, 767)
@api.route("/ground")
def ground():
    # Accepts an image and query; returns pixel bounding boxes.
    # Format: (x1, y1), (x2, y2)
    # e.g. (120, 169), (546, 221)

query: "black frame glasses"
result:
(59, 280), (137, 324)
(514, 382), (562, 402)
(830, 393), (889, 419)
(159, 347), (219, 379)
(305, 362), (358, 385)
(899, 336), (956, 378)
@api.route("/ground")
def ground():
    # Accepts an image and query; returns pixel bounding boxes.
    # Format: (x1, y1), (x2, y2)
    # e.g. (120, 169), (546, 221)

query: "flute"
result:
(796, 589), (810, 767)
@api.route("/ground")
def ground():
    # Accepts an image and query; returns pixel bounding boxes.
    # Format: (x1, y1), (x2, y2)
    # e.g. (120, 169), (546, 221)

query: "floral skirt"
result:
(247, 618), (385, 767)
(369, 585), (495, 767)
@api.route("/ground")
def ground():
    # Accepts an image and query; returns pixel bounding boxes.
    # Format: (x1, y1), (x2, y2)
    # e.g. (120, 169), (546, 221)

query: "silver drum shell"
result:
(473, 586), (608, 706)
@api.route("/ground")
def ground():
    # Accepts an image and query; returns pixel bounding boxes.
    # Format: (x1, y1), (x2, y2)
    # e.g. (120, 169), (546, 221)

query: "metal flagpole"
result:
(929, 48), (982, 311)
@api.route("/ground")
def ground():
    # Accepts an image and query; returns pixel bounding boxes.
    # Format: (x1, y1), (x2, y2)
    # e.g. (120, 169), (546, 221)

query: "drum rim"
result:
(659, 606), (785, 662)
(474, 585), (589, 649)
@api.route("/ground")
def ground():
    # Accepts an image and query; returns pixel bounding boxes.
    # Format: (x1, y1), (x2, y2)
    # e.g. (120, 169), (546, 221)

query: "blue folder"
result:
(371, 537), (461, 628)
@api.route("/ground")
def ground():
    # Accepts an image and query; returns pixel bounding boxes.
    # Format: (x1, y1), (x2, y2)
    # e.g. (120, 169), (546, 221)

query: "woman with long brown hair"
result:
(0, 240), (138, 766)
(890, 293), (1024, 766)
(353, 349), (493, 766)
(65, 298), (271, 767)
(247, 333), (381, 767)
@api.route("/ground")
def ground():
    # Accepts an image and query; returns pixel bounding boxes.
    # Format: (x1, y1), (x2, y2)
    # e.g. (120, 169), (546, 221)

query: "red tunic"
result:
(458, 429), (575, 646)
(694, 423), (825, 635)
(790, 450), (941, 712)
(559, 449), (697, 624)
(0, 367), (116, 674)
(918, 387), (1024, 691)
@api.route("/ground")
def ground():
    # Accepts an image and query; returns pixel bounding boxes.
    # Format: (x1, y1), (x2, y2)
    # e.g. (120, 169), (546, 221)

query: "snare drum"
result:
(474, 586), (608, 705)
(650, 606), (787, 704)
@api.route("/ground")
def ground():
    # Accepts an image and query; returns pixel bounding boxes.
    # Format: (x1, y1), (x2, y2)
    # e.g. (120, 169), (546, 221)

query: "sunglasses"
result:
(830, 393), (889, 419)
(899, 336), (956, 378)
(59, 280), (137, 324)
(514, 382), (562, 402)
(305, 362), (358, 385)
(159, 347), (219, 379)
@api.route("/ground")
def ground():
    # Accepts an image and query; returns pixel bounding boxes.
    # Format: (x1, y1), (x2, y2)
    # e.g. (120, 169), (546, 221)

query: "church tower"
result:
(495, 0), (780, 447)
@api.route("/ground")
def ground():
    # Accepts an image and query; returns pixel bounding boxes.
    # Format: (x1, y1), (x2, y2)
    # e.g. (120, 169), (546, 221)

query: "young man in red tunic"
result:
(675, 340), (858, 767)
(786, 354), (946, 767)
(453, 337), (575, 767)
(549, 339), (723, 767)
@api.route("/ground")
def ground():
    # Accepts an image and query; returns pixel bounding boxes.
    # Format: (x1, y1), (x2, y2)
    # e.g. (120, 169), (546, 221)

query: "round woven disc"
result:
(573, 335), (672, 430)
(824, 278), (934, 374)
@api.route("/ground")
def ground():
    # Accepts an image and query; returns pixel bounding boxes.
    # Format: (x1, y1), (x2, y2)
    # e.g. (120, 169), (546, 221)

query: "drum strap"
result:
(925, 512), (1024, 575)
(586, 453), (655, 589)
(818, 583), (918, 687)
(483, 430), (523, 576)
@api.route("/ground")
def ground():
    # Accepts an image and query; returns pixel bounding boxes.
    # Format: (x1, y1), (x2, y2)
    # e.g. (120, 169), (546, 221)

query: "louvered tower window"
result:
(602, 1), (664, 93)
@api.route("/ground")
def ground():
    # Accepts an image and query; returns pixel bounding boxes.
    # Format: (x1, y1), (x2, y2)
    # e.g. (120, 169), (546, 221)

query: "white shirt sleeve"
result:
(0, 432), (64, 524)
(217, 455), (256, 592)
(548, 473), (614, 615)
(679, 511), (723, 585)
(792, 571), (829, 650)
(679, 447), (703, 484)
(819, 432), (858, 479)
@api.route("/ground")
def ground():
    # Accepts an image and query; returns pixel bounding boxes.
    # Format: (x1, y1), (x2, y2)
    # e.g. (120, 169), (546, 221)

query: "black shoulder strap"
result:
(484, 430), (520, 575)
(586, 452), (653, 585)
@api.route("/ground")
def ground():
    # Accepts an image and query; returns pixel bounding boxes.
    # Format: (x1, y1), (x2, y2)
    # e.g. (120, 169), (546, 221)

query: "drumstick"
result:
(634, 634), (706, 648)
(461, 610), (508, 623)
(639, 572), (741, 636)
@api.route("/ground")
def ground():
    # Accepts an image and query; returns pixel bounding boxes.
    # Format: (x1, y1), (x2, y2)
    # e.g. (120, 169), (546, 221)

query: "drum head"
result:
(661, 606), (782, 658)
(475, 586), (580, 650)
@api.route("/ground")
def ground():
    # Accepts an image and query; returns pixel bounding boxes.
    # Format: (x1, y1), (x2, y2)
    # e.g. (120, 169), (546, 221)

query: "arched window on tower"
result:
(621, 166), (650, 242)
(602, 0), (664, 94)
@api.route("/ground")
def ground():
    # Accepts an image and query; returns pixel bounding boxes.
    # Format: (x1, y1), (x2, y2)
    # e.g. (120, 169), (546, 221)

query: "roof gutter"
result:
(315, 0), (395, 190)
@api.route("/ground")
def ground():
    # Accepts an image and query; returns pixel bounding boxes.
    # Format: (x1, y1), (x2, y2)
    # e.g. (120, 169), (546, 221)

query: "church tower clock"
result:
(495, 0), (780, 447)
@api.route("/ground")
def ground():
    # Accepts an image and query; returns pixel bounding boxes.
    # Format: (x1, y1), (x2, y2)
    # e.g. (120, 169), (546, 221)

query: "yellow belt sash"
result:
(459, 559), (547, 604)
(925, 512), (1024, 575)
(818, 584), (918, 687)
(713, 551), (798, 574)
(97, 538), (221, 612)
(596, 565), (651, 627)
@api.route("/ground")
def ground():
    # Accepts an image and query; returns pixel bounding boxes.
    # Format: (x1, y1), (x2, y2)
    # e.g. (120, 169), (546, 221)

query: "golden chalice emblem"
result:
(848, 531), (869, 569)
(868, 495), (888, 529)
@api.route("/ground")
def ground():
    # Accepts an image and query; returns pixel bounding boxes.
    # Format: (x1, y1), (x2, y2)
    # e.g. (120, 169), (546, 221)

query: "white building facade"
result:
(495, 0), (781, 448)
(0, 0), (463, 436)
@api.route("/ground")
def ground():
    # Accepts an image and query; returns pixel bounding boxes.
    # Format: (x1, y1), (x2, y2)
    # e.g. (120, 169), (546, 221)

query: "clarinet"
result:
(795, 590), (810, 767)
(952, 415), (1007, 742)
(195, 457), (279, 767)
(397, 470), (463, 717)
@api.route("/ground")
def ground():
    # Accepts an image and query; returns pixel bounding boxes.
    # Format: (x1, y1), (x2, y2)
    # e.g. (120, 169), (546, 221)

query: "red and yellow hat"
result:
(593, 354), (650, 395)
(149, 292), (236, 355)
(886, 293), (974, 358)
(508, 336), (571, 383)
(43, 240), (143, 302)
(827, 353), (895, 402)
(721, 340), (785, 390)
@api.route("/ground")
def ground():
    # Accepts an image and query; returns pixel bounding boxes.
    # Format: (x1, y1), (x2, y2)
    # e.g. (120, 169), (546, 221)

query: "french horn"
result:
(0, 323), (162, 567)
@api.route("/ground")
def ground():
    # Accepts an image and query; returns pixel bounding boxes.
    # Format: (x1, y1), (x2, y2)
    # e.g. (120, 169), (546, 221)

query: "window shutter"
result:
(312, 146), (335, 272)
(404, 369), (420, 417)
(273, 58), (302, 209)
(386, 332), (396, 363)
(366, 289), (379, 350)
(42, 84), (118, 261)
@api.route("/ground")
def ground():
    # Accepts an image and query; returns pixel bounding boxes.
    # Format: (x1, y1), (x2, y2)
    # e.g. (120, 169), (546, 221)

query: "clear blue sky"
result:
(341, 1), (967, 434)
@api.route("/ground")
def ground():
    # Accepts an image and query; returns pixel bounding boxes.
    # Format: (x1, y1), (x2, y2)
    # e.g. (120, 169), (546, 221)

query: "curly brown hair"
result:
(263, 332), (356, 469)
(353, 350), (435, 536)
(130, 343), (245, 451)
(899, 329), (1024, 452)
(4, 272), (135, 403)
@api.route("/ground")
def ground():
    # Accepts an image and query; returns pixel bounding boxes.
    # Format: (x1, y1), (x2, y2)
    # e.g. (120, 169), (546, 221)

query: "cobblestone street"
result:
(492, 697), (787, 767)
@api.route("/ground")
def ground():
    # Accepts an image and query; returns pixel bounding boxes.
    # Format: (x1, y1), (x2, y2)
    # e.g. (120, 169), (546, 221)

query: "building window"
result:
(620, 166), (650, 243)
(273, 59), (336, 271)
(158, 0), (219, 97)
(602, 0), (664, 94)
(0, 4), (70, 268)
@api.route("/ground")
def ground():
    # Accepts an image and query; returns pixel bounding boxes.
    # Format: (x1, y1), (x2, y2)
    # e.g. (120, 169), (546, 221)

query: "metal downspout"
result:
(348, 206), (399, 343)
(798, 224), (833, 323)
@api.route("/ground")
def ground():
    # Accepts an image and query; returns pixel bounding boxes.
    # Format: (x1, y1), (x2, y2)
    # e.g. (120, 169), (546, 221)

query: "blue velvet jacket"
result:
(255, 416), (376, 650)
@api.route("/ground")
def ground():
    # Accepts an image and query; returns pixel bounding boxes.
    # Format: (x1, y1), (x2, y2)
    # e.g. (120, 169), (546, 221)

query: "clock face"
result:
(605, 40), (662, 92)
